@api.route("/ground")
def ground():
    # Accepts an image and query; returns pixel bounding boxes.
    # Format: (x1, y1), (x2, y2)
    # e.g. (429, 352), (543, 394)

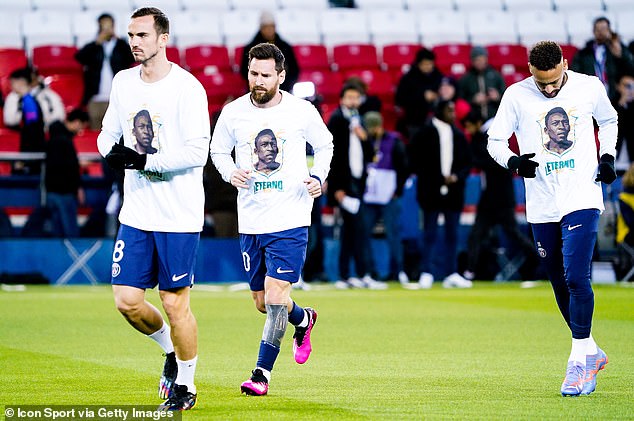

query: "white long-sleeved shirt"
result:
(97, 64), (210, 232)
(210, 91), (333, 234)
(487, 70), (618, 223)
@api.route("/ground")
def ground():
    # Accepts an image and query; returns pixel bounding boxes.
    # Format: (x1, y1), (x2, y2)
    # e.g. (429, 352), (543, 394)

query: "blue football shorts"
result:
(240, 227), (308, 291)
(111, 224), (199, 291)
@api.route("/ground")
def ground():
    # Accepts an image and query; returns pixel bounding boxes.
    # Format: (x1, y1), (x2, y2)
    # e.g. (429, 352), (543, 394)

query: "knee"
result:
(161, 295), (190, 323)
(114, 295), (142, 319)
(254, 299), (266, 314)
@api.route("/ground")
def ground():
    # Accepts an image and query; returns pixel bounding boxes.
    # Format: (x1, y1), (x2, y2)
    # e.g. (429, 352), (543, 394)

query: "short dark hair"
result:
(544, 106), (568, 126)
(248, 43), (286, 74)
(134, 109), (151, 125)
(131, 7), (169, 35)
(414, 48), (435, 65)
(97, 13), (114, 23)
(9, 67), (34, 83)
(593, 16), (611, 28)
(255, 128), (277, 146)
(339, 82), (364, 98)
(529, 41), (563, 71)
(67, 108), (90, 123)
(461, 109), (483, 126)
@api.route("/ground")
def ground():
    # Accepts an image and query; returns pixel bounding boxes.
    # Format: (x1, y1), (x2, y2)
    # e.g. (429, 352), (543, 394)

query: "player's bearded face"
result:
(250, 83), (278, 104)
(248, 58), (285, 105)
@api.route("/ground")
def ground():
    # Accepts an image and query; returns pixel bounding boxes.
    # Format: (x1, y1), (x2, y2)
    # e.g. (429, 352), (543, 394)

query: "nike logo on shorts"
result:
(172, 273), (188, 282)
(277, 268), (293, 274)
(568, 224), (582, 231)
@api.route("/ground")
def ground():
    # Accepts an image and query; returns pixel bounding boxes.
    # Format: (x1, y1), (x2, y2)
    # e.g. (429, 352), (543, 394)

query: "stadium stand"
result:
(221, 9), (260, 51)
(418, 10), (469, 47)
(486, 43), (529, 76)
(432, 43), (472, 77)
(293, 44), (330, 71)
(32, 45), (82, 76)
(275, 9), (322, 45)
(381, 43), (420, 74)
(184, 45), (232, 75)
(354, 0), (407, 9)
(455, 0), (503, 12)
(31, 0), (83, 11)
(320, 8), (370, 47)
(0, 12), (26, 49)
(405, 0), (455, 11)
(566, 10), (617, 47)
(467, 10), (518, 45)
(229, 0), (278, 10)
(503, 0), (554, 12)
(172, 11), (224, 49)
(22, 11), (74, 52)
(0, 48), (28, 96)
(332, 43), (379, 71)
(367, 9), (419, 48)
(516, 10), (569, 48)
(554, 0), (604, 12)
(277, 0), (330, 9)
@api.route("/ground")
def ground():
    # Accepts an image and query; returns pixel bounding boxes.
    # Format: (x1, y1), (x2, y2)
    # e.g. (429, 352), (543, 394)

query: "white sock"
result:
(569, 338), (589, 364)
(297, 310), (309, 328)
(175, 355), (197, 394)
(587, 334), (598, 355)
(256, 367), (271, 382)
(147, 321), (174, 354)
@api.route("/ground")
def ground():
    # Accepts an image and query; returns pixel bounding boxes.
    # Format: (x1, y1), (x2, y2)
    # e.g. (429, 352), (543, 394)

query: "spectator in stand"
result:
(408, 100), (472, 289)
(457, 46), (505, 122)
(361, 111), (410, 286)
(328, 83), (386, 290)
(45, 109), (90, 238)
(461, 110), (537, 281)
(3, 67), (66, 174)
(75, 13), (135, 130)
(344, 75), (382, 115)
(240, 11), (299, 93)
(613, 73), (634, 167)
(571, 16), (634, 102)
(395, 47), (443, 140)
(616, 162), (634, 277)
(438, 76), (471, 130)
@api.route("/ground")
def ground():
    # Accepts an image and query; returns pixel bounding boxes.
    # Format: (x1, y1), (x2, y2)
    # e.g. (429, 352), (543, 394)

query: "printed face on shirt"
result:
(543, 107), (573, 155)
(253, 128), (280, 174)
(248, 58), (284, 105)
(132, 109), (157, 154)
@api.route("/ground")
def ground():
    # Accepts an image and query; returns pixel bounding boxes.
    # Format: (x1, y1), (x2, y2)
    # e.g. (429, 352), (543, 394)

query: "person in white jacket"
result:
(487, 41), (617, 397)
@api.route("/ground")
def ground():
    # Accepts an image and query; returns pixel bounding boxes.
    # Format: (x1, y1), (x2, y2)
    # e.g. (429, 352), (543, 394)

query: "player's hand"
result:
(595, 154), (616, 184)
(105, 142), (147, 170)
(304, 175), (322, 198)
(508, 153), (539, 178)
(230, 168), (251, 189)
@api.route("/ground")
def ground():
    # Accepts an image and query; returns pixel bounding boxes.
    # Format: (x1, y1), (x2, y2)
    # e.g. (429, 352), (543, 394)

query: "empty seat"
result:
(0, 11), (24, 49)
(293, 44), (329, 71)
(504, 0), (553, 12)
(355, 0), (406, 8)
(166, 46), (181, 65)
(197, 71), (246, 106)
(0, 48), (28, 79)
(455, 0), (503, 11)
(45, 73), (84, 112)
(486, 43), (528, 75)
(275, 9), (321, 45)
(405, 0), (455, 11)
(32, 45), (81, 76)
(0, 128), (20, 152)
(503, 71), (529, 87)
(184, 45), (231, 75)
(179, 0), (231, 12)
(229, 0), (278, 10)
(73, 129), (99, 153)
(172, 11), (223, 49)
(129, 0), (183, 17)
(603, 0), (634, 12)
(382, 43), (421, 73)
(319, 8), (370, 47)
(553, 0), (604, 12)
(432, 43), (472, 77)
(82, 0), (132, 11)
(332, 44), (379, 71)
(516, 10), (568, 47)
(221, 9), (260, 51)
(297, 69), (344, 106)
(467, 10), (518, 45)
(559, 43), (579, 62)
(22, 11), (74, 52)
(368, 9), (419, 48)
(418, 10), (468, 47)
(31, 0), (83, 11)
(278, 0), (330, 9)
(616, 10), (634, 42)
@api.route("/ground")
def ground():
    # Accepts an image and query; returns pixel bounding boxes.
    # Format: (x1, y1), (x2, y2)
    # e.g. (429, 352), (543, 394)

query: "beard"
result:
(250, 85), (277, 105)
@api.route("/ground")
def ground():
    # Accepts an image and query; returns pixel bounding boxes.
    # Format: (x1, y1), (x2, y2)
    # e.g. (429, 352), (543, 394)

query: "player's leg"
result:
(155, 232), (199, 410)
(561, 209), (606, 395)
(419, 210), (439, 287)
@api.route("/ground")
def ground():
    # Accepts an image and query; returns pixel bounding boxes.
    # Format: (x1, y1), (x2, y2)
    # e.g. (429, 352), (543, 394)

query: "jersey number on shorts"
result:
(242, 252), (251, 272)
(113, 240), (125, 263)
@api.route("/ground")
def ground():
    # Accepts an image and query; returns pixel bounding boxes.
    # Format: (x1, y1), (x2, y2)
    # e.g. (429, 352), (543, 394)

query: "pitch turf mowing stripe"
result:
(0, 284), (632, 419)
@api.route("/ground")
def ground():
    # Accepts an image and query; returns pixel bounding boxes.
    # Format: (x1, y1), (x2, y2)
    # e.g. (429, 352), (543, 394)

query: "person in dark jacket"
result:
(571, 16), (634, 102)
(240, 11), (299, 93)
(457, 46), (505, 121)
(327, 83), (385, 289)
(613, 73), (634, 165)
(461, 111), (537, 281)
(395, 47), (443, 140)
(75, 13), (135, 129)
(408, 100), (472, 288)
(45, 109), (89, 237)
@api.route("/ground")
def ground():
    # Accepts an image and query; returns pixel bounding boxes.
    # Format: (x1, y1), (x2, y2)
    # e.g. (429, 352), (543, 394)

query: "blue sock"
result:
(288, 301), (305, 326)
(256, 341), (280, 372)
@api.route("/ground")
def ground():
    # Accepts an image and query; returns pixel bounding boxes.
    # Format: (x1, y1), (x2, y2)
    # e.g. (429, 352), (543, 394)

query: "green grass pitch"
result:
(1, 282), (633, 420)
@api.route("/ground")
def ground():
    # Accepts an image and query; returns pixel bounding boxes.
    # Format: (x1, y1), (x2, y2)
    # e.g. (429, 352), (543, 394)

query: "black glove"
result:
(105, 142), (147, 170)
(507, 153), (539, 178)
(595, 154), (616, 184)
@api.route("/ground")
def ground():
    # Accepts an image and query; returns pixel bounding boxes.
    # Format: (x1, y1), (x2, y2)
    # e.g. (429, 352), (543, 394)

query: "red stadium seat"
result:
(432, 43), (472, 78)
(184, 45), (231, 75)
(32, 45), (81, 76)
(197, 71), (246, 106)
(0, 48), (28, 78)
(0, 128), (20, 152)
(332, 44), (379, 71)
(381, 43), (421, 73)
(73, 129), (99, 153)
(503, 71), (529, 87)
(486, 43), (528, 75)
(233, 46), (244, 72)
(293, 44), (330, 70)
(298, 70), (344, 106)
(45, 73), (84, 112)
(166, 46), (182, 66)
(559, 44), (579, 63)
(343, 69), (394, 105)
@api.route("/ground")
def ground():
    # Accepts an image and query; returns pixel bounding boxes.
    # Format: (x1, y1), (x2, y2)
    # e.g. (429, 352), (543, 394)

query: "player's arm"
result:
(209, 107), (245, 187)
(305, 103), (334, 183)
